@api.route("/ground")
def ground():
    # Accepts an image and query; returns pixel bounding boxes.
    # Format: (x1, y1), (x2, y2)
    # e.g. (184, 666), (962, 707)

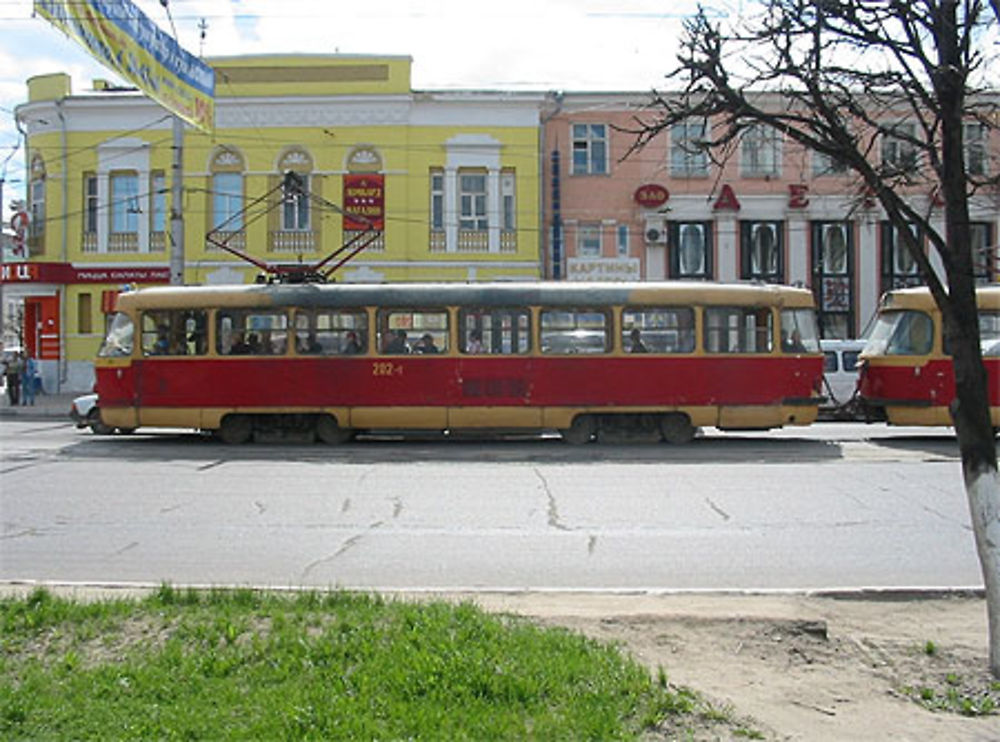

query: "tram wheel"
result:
(219, 415), (253, 444)
(316, 415), (353, 444)
(660, 413), (696, 445)
(560, 415), (595, 445)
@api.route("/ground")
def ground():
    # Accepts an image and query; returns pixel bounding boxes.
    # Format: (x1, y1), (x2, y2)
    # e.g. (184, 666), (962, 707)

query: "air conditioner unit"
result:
(644, 218), (668, 245)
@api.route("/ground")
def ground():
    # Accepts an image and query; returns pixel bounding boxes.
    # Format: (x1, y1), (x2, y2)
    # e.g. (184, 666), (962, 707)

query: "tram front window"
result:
(780, 309), (820, 353)
(98, 312), (134, 357)
(864, 310), (933, 356)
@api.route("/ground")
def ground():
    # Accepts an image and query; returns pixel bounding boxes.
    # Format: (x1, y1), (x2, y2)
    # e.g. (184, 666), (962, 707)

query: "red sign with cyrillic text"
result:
(343, 174), (385, 231)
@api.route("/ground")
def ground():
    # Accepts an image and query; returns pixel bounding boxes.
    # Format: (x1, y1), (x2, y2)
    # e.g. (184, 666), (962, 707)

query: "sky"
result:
(0, 0), (726, 225)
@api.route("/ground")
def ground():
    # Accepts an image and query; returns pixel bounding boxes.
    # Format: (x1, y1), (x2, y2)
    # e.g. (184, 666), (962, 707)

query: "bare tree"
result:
(622, 0), (1000, 674)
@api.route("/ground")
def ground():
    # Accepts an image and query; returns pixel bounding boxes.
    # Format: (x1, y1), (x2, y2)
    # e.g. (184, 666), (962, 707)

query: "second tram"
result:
(857, 285), (1000, 428)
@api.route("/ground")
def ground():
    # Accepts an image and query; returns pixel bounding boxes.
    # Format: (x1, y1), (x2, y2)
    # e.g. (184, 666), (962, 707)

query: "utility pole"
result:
(169, 115), (184, 285)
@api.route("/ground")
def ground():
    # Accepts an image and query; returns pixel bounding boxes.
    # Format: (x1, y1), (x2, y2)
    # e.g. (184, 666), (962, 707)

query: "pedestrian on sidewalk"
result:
(4, 352), (22, 406)
(21, 353), (37, 406)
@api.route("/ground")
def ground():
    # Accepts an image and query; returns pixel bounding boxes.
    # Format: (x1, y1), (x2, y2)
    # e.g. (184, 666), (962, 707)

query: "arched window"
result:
(278, 148), (313, 232)
(210, 148), (245, 232)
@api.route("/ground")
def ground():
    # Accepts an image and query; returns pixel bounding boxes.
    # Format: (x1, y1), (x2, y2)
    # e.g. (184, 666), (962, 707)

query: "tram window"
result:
(540, 309), (609, 354)
(378, 310), (448, 355)
(621, 307), (694, 353)
(459, 308), (530, 354)
(294, 310), (367, 355)
(883, 311), (933, 355)
(779, 309), (821, 353)
(979, 312), (1000, 357)
(98, 312), (134, 357)
(217, 311), (289, 356)
(141, 310), (208, 356)
(704, 306), (773, 353)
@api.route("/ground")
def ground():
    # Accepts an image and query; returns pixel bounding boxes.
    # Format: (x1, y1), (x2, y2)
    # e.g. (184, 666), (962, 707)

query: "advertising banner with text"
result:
(34, 0), (215, 131)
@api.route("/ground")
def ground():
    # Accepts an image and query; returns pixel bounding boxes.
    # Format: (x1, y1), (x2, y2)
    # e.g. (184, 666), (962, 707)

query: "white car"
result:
(820, 339), (866, 419)
(69, 393), (135, 435)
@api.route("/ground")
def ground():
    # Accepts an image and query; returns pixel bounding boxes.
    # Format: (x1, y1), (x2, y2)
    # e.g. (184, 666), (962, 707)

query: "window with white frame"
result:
(151, 171), (166, 233)
(83, 173), (98, 234)
(110, 172), (140, 234)
(212, 172), (243, 231)
(964, 122), (988, 176)
(571, 123), (608, 175)
(813, 150), (849, 177)
(670, 119), (708, 177)
(501, 171), (516, 232)
(881, 122), (919, 174)
(430, 168), (444, 231)
(459, 171), (488, 231)
(577, 223), (602, 257)
(29, 157), (45, 240)
(741, 124), (781, 177)
(281, 174), (310, 231)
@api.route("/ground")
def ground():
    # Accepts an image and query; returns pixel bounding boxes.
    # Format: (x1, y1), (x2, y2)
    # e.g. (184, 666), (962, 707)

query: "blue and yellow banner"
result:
(34, 0), (215, 131)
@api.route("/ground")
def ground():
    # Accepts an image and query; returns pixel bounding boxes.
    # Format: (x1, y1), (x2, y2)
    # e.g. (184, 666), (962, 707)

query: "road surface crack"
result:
(534, 468), (570, 531)
(705, 497), (731, 521)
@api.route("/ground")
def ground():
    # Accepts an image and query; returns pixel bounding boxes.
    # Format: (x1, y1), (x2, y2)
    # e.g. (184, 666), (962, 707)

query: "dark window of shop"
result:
(668, 221), (713, 280)
(811, 221), (855, 339)
(740, 221), (784, 283)
(880, 221), (924, 292)
(972, 222), (995, 285)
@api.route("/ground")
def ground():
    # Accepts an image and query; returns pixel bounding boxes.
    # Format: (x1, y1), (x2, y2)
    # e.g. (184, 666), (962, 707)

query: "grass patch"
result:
(1, 586), (722, 740)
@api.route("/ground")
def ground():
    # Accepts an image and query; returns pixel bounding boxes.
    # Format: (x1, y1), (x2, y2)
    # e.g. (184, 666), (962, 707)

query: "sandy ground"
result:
(4, 584), (999, 740)
(457, 591), (1000, 741)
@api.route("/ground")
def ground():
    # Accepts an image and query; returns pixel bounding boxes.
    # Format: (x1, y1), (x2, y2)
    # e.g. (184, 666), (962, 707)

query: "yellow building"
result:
(8, 55), (544, 392)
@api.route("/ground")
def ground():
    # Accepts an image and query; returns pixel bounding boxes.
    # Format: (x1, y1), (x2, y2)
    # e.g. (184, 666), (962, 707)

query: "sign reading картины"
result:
(34, 0), (214, 132)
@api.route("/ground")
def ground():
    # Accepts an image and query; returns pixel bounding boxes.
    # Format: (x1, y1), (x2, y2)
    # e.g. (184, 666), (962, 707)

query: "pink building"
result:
(542, 92), (998, 338)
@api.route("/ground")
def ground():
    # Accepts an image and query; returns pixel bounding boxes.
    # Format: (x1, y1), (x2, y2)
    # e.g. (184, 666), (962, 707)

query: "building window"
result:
(212, 172), (243, 231)
(813, 151), (849, 177)
(110, 172), (140, 234)
(880, 221), (923, 292)
(430, 169), (444, 231)
(812, 221), (855, 339)
(971, 222), (995, 284)
(281, 174), (310, 231)
(501, 170), (516, 232)
(571, 123), (608, 175)
(83, 174), (98, 234)
(881, 121), (919, 175)
(616, 224), (629, 257)
(670, 119), (708, 177)
(77, 293), (92, 335)
(669, 222), (713, 279)
(459, 171), (487, 231)
(29, 157), (45, 241)
(741, 124), (781, 177)
(740, 221), (784, 283)
(577, 223), (602, 257)
(964, 123), (988, 176)
(151, 171), (166, 233)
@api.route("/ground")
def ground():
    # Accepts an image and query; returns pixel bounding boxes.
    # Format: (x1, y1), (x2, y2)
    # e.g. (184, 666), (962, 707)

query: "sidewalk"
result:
(0, 391), (78, 420)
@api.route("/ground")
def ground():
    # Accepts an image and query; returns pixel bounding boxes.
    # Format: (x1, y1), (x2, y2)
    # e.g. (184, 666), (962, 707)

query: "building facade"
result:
(4, 62), (998, 392)
(6, 56), (543, 391)
(542, 92), (999, 339)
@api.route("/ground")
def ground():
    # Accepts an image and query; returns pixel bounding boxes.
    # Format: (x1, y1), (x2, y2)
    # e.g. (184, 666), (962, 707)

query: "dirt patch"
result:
(458, 592), (1000, 741)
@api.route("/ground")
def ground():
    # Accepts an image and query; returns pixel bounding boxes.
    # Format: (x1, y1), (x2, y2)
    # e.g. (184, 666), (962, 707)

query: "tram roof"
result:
(116, 280), (818, 311)
(879, 284), (1000, 312)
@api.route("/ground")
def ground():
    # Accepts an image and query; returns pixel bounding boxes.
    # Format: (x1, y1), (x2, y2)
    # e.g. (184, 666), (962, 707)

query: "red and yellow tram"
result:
(94, 281), (825, 443)
(857, 285), (1000, 428)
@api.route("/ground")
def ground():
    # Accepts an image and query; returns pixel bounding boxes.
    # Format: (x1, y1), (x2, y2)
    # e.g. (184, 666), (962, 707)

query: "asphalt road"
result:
(0, 419), (987, 592)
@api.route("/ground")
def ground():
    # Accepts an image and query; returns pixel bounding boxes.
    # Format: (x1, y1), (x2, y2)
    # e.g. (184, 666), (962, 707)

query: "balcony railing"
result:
(81, 232), (98, 253)
(428, 230), (446, 252)
(500, 229), (517, 253)
(206, 230), (245, 252)
(344, 229), (384, 252)
(268, 230), (318, 253)
(108, 232), (139, 253)
(457, 229), (488, 252)
(150, 232), (166, 253)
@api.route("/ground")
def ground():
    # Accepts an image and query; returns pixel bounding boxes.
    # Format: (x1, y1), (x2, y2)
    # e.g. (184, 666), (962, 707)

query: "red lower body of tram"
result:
(96, 353), (824, 443)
